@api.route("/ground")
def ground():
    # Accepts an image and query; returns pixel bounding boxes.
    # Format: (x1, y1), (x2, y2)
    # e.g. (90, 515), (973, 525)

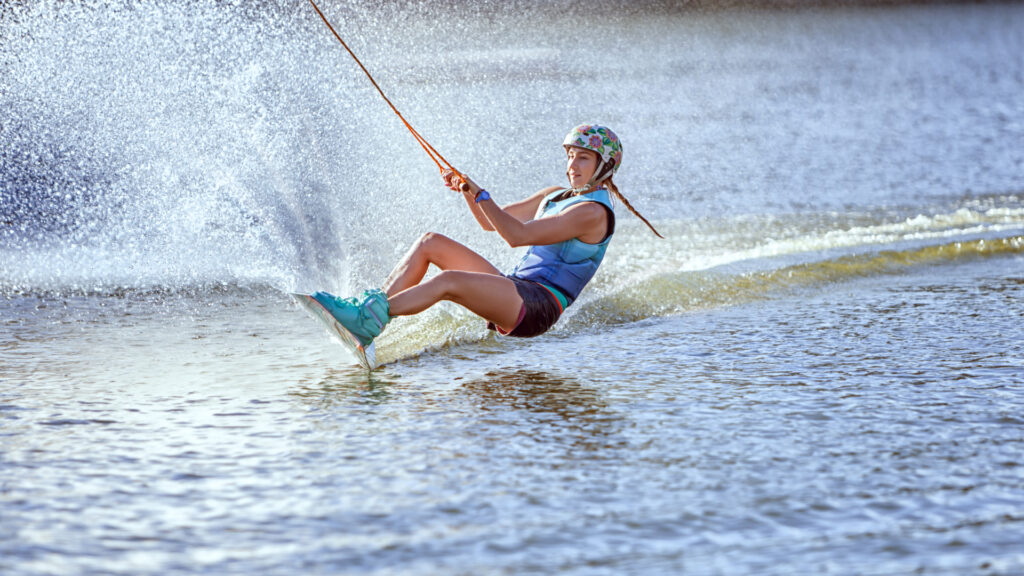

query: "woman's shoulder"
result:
(537, 185), (564, 198)
(523, 186), (565, 207)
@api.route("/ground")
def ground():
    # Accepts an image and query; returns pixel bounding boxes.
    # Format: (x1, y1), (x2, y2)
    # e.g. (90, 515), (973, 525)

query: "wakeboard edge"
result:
(292, 293), (376, 370)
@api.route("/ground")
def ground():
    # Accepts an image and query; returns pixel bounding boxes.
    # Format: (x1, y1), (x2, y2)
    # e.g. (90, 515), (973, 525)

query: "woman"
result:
(312, 124), (662, 346)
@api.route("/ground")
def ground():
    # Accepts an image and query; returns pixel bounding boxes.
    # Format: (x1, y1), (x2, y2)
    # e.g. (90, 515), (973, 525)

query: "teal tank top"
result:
(511, 188), (616, 306)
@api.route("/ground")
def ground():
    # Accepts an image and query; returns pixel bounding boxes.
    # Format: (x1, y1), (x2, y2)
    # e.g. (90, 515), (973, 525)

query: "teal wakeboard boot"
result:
(312, 289), (391, 347)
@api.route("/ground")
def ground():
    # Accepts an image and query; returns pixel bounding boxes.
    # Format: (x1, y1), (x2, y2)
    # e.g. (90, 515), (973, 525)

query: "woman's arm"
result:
(444, 170), (558, 231)
(477, 197), (608, 247)
(459, 189), (497, 231)
(495, 186), (561, 223)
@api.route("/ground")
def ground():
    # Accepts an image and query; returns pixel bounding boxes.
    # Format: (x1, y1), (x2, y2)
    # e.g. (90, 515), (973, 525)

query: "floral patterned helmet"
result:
(562, 124), (622, 182)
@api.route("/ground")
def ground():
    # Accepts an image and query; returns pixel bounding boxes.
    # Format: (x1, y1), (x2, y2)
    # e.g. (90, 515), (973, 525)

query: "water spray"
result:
(306, 0), (471, 192)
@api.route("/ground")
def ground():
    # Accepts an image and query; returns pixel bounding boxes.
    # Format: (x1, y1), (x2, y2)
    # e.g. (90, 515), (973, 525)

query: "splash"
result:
(0, 0), (440, 292)
(372, 216), (1024, 365)
(3, 1), (1023, 305)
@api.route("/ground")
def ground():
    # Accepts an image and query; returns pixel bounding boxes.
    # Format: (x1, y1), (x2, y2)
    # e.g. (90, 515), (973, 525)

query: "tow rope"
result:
(307, 0), (468, 190)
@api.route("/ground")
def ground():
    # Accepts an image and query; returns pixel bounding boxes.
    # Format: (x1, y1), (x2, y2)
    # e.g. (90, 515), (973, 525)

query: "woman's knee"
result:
(432, 270), (470, 297)
(415, 232), (451, 256)
(408, 233), (498, 276)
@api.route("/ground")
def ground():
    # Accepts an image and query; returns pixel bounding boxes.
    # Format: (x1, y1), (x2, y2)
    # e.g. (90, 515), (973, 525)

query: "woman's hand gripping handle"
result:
(442, 169), (478, 195)
(443, 169), (495, 232)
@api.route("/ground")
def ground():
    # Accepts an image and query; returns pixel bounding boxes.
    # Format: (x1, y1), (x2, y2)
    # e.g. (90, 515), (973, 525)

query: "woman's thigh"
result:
(389, 270), (523, 330)
(418, 232), (502, 275)
(439, 270), (523, 330)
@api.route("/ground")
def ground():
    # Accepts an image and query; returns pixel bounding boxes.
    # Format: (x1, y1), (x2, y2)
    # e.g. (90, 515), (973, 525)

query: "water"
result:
(2, 1), (1023, 574)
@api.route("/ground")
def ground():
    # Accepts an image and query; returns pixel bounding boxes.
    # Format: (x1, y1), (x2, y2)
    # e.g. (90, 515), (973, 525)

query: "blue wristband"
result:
(474, 190), (491, 203)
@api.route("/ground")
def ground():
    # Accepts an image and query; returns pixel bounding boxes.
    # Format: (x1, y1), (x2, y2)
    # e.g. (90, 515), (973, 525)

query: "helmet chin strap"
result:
(567, 160), (608, 194)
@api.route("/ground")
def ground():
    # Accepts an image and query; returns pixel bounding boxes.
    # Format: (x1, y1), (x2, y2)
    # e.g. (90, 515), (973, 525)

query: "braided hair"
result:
(604, 178), (664, 239)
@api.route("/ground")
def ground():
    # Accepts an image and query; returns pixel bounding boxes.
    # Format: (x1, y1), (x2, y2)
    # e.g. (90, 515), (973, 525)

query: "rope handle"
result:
(307, 0), (470, 192)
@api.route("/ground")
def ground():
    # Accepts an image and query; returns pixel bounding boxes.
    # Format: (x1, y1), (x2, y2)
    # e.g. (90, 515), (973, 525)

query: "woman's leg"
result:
(379, 232), (522, 330)
(383, 232), (501, 296)
(388, 270), (524, 331)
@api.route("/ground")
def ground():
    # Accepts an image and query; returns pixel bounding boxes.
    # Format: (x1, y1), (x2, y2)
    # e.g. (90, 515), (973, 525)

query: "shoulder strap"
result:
(542, 188), (571, 210)
(542, 188), (616, 240)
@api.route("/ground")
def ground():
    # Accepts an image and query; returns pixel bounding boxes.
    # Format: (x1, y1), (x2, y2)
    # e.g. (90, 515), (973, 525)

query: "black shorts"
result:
(486, 276), (563, 338)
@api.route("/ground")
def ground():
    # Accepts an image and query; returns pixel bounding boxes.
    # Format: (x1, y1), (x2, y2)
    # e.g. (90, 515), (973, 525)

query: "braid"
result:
(605, 179), (664, 239)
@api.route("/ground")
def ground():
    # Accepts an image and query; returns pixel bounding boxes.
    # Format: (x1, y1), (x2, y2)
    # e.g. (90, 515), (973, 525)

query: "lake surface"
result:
(2, 1), (1023, 574)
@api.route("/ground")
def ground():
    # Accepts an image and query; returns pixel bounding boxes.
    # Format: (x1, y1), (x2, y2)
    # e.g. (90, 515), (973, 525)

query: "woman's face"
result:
(566, 147), (601, 189)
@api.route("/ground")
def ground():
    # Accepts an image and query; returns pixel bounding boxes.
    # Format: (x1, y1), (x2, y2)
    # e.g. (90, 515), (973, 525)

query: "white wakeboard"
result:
(292, 293), (376, 370)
